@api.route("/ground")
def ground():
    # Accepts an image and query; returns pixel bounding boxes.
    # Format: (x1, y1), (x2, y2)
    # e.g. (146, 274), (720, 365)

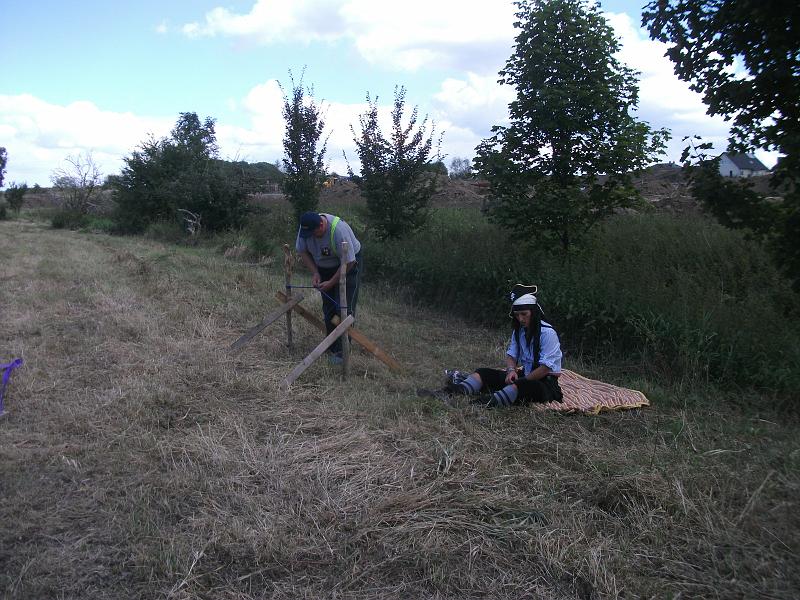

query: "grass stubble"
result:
(0, 219), (798, 599)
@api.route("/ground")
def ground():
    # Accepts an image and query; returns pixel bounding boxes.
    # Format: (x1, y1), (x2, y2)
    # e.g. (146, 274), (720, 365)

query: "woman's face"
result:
(514, 309), (532, 327)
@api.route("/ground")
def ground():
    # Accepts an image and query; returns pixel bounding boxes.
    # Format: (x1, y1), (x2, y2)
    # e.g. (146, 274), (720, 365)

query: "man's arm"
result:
(299, 250), (321, 287)
(318, 260), (356, 291)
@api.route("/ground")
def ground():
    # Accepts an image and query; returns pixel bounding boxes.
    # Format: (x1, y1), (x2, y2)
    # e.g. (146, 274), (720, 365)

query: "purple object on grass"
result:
(0, 358), (23, 415)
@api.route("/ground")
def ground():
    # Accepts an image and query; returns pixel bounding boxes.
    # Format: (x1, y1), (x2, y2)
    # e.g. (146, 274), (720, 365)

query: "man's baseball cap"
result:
(298, 212), (322, 238)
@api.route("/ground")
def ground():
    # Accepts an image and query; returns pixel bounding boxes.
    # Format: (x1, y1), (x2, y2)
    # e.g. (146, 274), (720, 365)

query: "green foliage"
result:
(281, 76), (328, 221)
(682, 138), (800, 289)
(683, 148), (778, 238)
(644, 0), (800, 288)
(51, 209), (91, 230)
(475, 0), (669, 251)
(113, 112), (249, 234)
(424, 161), (448, 177)
(0, 147), (6, 188)
(81, 215), (116, 233)
(244, 210), (294, 258)
(0, 202), (7, 221)
(348, 86), (442, 239)
(366, 208), (800, 395)
(4, 182), (28, 213)
(643, 0), (798, 167)
(218, 160), (284, 194)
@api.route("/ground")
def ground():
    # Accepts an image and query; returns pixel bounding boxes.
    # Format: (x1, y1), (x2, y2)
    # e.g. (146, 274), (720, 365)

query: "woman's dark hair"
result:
(511, 308), (542, 364)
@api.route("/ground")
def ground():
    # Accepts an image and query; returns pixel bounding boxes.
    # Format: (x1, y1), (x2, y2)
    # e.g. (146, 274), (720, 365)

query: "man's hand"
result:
(311, 272), (322, 287)
(317, 278), (336, 292)
(505, 369), (518, 385)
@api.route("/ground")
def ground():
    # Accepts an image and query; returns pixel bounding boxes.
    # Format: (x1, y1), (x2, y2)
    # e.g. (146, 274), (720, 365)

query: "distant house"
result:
(718, 152), (769, 177)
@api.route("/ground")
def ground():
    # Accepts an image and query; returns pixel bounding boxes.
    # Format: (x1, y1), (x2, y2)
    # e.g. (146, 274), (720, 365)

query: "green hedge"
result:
(365, 208), (800, 394)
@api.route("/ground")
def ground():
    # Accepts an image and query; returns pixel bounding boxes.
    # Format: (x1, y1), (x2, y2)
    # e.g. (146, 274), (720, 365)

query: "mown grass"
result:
(1, 219), (799, 599)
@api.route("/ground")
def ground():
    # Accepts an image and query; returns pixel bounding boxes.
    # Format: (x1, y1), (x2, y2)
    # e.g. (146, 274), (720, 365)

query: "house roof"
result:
(720, 152), (769, 171)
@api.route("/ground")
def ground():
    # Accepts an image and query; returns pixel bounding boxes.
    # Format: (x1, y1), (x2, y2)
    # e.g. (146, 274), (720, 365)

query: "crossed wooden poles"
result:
(230, 242), (403, 390)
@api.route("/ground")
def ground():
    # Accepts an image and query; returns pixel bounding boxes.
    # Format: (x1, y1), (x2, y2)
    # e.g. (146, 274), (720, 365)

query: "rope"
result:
(286, 285), (346, 311)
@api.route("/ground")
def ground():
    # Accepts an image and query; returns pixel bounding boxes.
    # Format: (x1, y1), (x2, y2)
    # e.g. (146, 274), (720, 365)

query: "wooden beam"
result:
(229, 293), (305, 353)
(338, 241), (350, 379)
(280, 314), (354, 391)
(275, 291), (404, 372)
(283, 244), (294, 349)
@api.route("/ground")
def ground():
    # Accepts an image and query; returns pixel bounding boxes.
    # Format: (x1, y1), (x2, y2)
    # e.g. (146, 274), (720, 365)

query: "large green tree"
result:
(113, 112), (248, 233)
(348, 87), (441, 239)
(281, 77), (328, 221)
(475, 0), (668, 251)
(644, 0), (800, 287)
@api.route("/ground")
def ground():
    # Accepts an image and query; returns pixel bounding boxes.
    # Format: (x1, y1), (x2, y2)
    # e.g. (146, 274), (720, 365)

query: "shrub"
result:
(113, 113), (249, 234)
(51, 209), (90, 230)
(0, 202), (7, 220)
(5, 182), (28, 213)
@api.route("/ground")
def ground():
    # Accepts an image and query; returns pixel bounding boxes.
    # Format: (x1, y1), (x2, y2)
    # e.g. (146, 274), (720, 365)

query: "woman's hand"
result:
(505, 369), (518, 385)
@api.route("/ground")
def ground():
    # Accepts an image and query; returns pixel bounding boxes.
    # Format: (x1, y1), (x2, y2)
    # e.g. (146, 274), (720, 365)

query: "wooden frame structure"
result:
(229, 242), (403, 390)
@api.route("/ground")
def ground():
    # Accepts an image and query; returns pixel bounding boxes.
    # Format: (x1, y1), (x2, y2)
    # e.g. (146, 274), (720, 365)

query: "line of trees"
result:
(4, 0), (795, 292)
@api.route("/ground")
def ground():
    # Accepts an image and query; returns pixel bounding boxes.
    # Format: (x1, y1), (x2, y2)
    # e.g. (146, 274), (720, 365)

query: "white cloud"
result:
(0, 95), (172, 186)
(181, 0), (514, 72)
(432, 72), (513, 136)
(603, 11), (751, 163)
(182, 0), (346, 44)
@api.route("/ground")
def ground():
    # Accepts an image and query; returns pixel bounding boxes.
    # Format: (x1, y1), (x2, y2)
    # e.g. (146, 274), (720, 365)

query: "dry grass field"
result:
(1, 219), (798, 599)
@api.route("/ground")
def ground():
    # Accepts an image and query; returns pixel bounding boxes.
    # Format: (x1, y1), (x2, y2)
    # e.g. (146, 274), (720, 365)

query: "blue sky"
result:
(1, 0), (774, 187)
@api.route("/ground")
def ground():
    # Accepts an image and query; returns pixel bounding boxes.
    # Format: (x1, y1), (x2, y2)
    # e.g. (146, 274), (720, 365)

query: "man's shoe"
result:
(328, 353), (344, 366)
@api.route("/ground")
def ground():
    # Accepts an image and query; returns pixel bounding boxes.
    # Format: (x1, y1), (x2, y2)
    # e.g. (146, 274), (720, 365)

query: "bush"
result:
(5, 182), (28, 213)
(113, 113), (249, 234)
(0, 202), (7, 221)
(51, 209), (90, 230)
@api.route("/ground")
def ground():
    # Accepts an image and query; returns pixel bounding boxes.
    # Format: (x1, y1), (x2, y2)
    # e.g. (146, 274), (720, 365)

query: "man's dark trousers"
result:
(318, 251), (361, 355)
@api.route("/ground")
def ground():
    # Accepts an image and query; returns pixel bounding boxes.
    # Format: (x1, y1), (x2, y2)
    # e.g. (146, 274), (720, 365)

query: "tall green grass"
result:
(366, 208), (800, 396)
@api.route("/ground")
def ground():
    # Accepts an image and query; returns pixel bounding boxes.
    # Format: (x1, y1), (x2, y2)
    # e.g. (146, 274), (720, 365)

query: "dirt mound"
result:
(318, 168), (703, 214)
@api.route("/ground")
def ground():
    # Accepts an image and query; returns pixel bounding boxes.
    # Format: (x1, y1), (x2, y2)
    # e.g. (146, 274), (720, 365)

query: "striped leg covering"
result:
(453, 374), (481, 395)
(490, 384), (519, 408)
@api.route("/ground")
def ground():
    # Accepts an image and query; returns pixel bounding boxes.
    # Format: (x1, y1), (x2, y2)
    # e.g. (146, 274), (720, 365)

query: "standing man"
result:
(295, 211), (362, 364)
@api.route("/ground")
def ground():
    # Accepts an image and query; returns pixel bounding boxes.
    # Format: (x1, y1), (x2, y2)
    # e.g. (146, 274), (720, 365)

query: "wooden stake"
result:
(275, 291), (404, 372)
(229, 293), (305, 353)
(280, 314), (354, 390)
(283, 244), (294, 349)
(339, 241), (350, 379)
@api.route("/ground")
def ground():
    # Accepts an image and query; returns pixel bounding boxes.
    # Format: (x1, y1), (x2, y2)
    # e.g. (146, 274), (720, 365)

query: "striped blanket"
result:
(542, 369), (649, 414)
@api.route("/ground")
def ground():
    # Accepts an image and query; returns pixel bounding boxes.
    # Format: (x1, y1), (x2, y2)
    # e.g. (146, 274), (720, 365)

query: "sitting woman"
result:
(446, 285), (563, 407)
